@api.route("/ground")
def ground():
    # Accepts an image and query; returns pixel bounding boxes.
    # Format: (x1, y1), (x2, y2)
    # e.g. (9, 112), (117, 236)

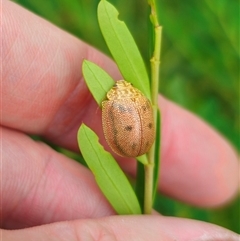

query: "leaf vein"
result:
(83, 127), (134, 214)
(103, 3), (141, 84)
(86, 62), (108, 93)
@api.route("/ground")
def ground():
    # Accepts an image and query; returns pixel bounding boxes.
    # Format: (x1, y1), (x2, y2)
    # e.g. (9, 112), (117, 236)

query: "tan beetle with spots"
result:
(102, 80), (155, 157)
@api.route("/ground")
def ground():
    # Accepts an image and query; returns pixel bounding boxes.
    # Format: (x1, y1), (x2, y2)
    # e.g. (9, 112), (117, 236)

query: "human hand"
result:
(2, 1), (239, 240)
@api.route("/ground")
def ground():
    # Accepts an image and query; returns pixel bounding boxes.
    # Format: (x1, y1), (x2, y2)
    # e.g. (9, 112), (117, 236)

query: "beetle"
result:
(102, 80), (155, 157)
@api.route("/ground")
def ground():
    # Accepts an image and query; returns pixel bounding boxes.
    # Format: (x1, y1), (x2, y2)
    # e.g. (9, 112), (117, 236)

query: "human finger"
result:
(2, 127), (114, 229)
(2, 0), (238, 207)
(2, 216), (239, 241)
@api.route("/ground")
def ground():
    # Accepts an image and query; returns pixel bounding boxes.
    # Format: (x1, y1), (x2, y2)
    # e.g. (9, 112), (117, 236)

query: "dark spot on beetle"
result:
(131, 143), (137, 150)
(145, 102), (150, 109)
(146, 141), (149, 147)
(117, 104), (127, 113)
(142, 105), (147, 111)
(113, 129), (118, 135)
(125, 125), (133, 131)
(148, 123), (153, 129)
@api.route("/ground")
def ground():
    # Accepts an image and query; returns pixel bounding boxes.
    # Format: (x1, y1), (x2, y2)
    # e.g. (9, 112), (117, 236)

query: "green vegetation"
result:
(15, 0), (239, 233)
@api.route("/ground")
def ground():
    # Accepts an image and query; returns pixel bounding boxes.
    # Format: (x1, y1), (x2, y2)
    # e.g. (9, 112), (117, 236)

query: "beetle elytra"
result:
(102, 80), (155, 157)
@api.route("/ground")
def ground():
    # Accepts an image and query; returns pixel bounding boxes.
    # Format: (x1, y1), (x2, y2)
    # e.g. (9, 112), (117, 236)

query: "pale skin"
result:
(1, 0), (239, 240)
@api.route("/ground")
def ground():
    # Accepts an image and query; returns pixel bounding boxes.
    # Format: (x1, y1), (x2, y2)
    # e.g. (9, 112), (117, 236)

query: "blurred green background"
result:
(14, 0), (239, 233)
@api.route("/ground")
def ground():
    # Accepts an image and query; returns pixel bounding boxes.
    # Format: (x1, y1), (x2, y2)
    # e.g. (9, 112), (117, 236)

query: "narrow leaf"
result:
(78, 124), (141, 215)
(136, 154), (148, 165)
(98, 0), (150, 99)
(82, 60), (115, 106)
(135, 162), (145, 212)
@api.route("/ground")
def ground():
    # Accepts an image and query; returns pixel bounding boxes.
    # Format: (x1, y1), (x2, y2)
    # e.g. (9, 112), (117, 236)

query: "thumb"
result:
(3, 216), (239, 241)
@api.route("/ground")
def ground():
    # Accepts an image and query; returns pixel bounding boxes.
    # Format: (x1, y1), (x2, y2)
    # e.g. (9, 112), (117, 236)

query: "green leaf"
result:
(78, 124), (141, 215)
(82, 60), (115, 106)
(135, 162), (145, 212)
(136, 154), (148, 165)
(98, 0), (150, 99)
(153, 109), (161, 201)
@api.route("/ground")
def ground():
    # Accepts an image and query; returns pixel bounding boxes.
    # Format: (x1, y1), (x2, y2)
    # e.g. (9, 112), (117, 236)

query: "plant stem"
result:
(144, 162), (154, 214)
(144, 0), (162, 215)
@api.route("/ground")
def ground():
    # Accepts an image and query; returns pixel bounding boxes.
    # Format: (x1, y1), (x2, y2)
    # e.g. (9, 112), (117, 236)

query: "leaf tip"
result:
(82, 59), (89, 69)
